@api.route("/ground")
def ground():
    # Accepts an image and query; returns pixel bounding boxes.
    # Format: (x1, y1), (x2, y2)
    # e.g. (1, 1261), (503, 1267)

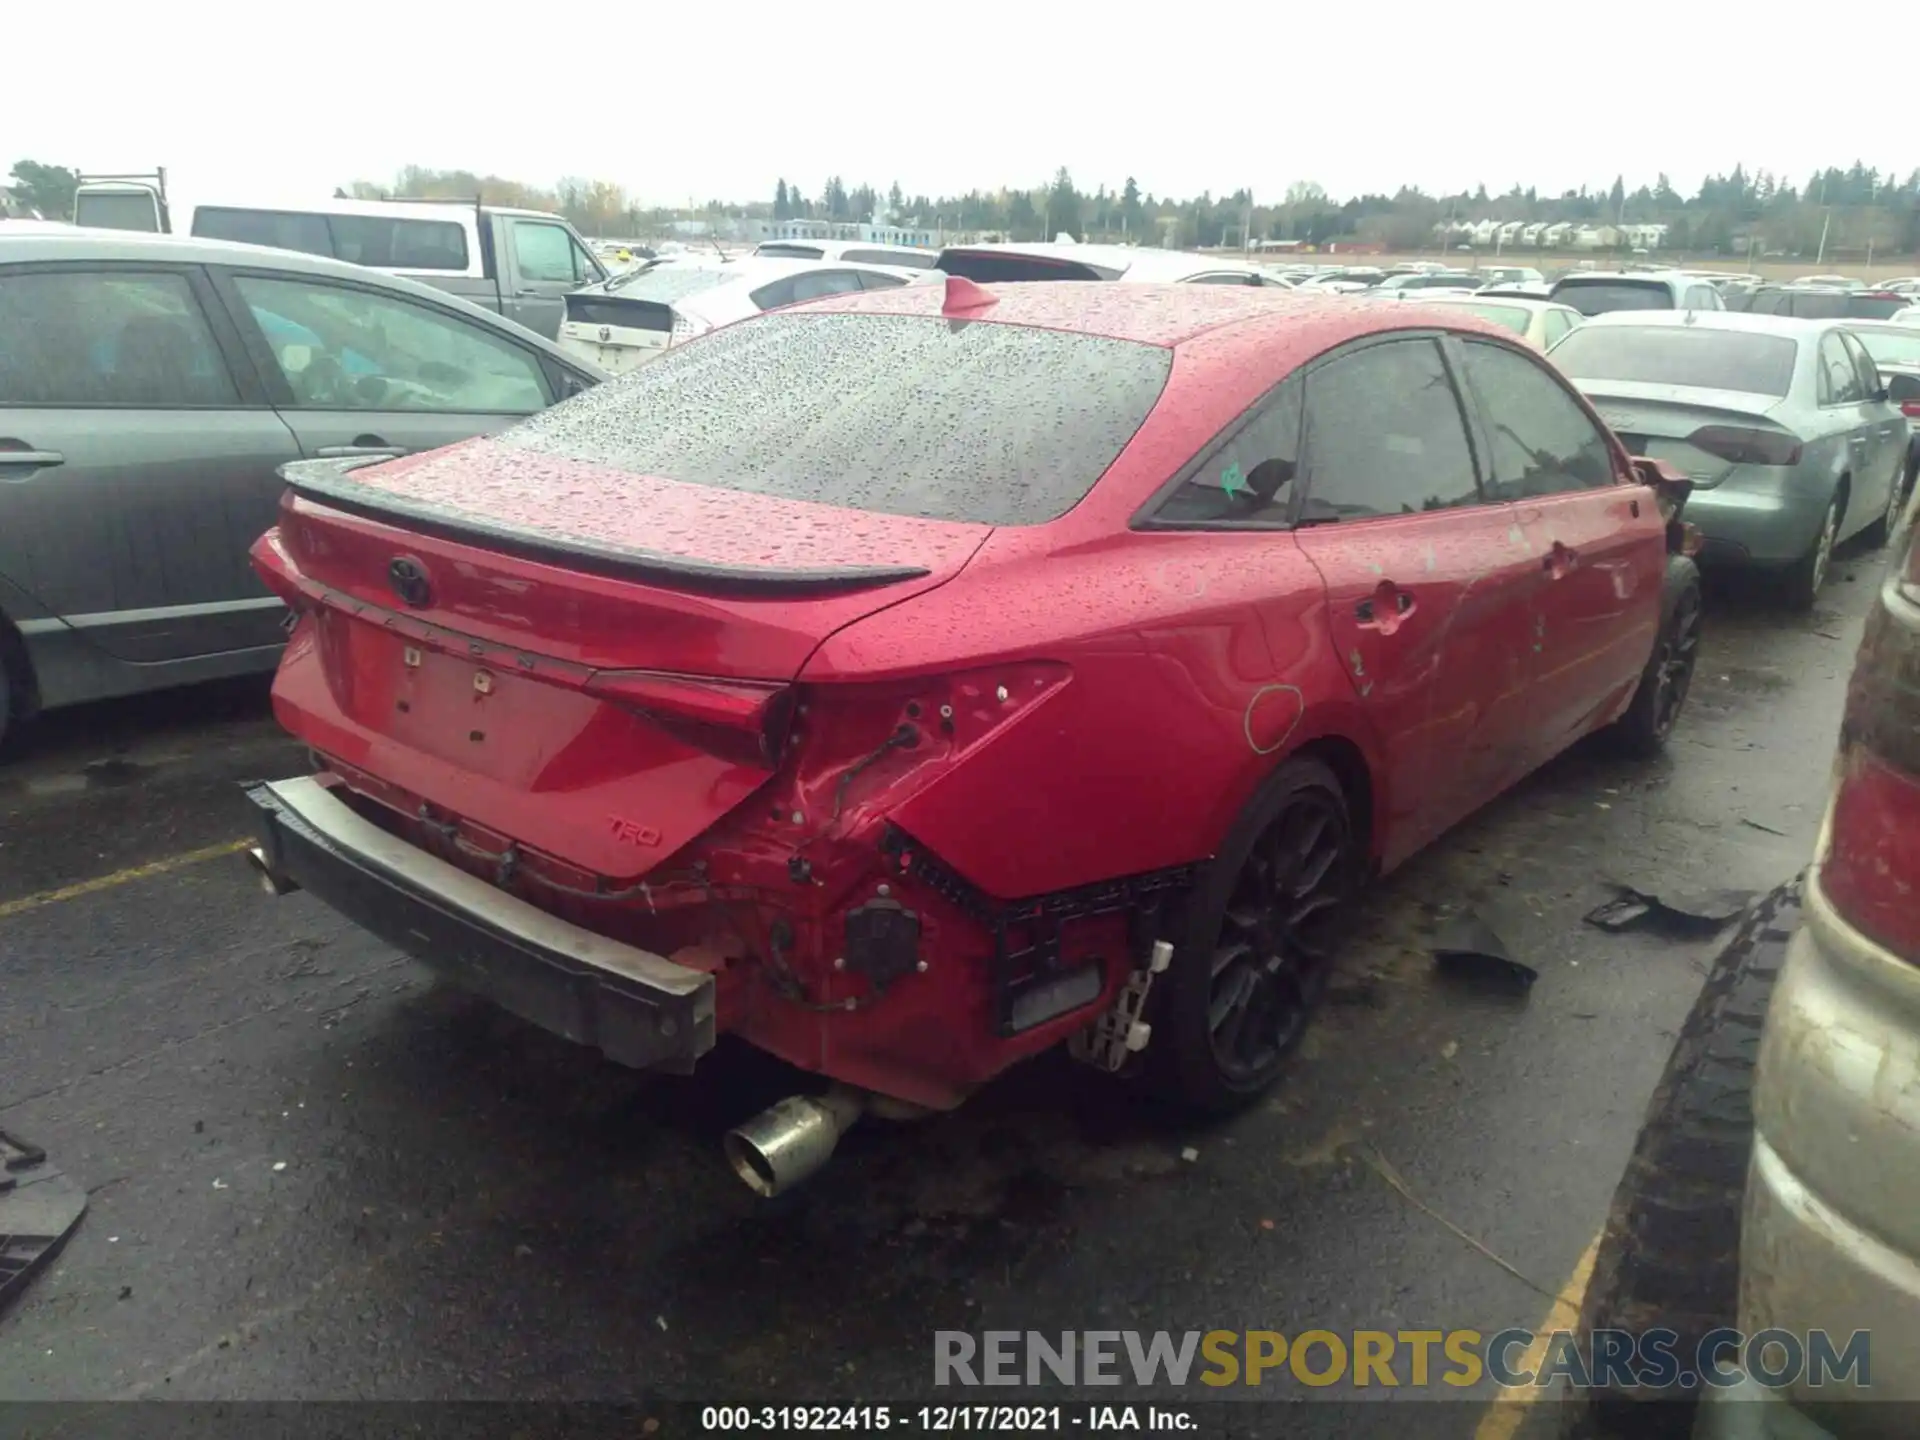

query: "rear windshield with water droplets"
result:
(498, 313), (1171, 526)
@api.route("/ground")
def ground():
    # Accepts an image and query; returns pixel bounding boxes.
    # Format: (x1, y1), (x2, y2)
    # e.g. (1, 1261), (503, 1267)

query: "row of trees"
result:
(11, 157), (1920, 257)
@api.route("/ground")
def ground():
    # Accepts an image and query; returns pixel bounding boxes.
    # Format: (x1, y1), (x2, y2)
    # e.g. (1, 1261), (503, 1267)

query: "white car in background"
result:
(1399, 293), (1584, 350)
(751, 238), (938, 269)
(558, 256), (920, 373)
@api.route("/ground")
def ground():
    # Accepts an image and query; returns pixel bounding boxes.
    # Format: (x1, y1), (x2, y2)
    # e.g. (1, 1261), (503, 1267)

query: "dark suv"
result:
(1726, 284), (1916, 319)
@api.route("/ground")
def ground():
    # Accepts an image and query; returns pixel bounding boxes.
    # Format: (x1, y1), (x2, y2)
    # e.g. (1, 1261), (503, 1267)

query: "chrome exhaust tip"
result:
(246, 845), (300, 897)
(724, 1088), (865, 1198)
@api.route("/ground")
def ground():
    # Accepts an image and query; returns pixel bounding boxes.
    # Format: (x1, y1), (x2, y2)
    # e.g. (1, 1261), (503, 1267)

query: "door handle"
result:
(1542, 541), (1577, 577)
(1355, 586), (1415, 632)
(315, 444), (408, 459)
(0, 447), (64, 470)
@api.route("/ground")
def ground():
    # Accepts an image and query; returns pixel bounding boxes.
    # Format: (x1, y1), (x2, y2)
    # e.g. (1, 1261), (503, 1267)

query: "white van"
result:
(70, 178), (605, 338)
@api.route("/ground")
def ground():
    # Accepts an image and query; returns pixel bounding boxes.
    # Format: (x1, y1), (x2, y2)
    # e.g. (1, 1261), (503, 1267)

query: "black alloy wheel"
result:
(1160, 756), (1356, 1110)
(1647, 583), (1702, 744)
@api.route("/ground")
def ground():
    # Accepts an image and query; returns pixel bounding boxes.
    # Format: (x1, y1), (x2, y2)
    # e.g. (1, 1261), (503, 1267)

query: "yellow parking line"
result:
(1472, 1229), (1602, 1440)
(0, 839), (251, 921)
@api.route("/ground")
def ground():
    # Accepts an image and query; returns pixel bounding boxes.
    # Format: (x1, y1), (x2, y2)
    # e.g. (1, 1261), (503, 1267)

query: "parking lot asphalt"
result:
(0, 548), (1892, 1433)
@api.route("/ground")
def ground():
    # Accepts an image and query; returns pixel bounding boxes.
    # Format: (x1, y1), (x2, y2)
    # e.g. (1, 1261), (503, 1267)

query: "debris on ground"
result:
(0, 1130), (88, 1314)
(1739, 817), (1788, 837)
(1583, 881), (1758, 937)
(1431, 911), (1537, 994)
(1179, 1147), (1200, 1163)
(1361, 1147), (1553, 1300)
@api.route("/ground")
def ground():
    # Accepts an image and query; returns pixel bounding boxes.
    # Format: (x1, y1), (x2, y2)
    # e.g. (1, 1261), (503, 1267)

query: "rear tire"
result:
(1783, 491), (1842, 611)
(1563, 879), (1801, 1439)
(1608, 560), (1701, 758)
(1863, 463), (1909, 549)
(1155, 756), (1359, 1113)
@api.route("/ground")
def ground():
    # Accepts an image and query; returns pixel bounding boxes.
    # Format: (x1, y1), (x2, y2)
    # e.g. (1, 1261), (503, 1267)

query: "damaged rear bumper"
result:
(244, 775), (716, 1072)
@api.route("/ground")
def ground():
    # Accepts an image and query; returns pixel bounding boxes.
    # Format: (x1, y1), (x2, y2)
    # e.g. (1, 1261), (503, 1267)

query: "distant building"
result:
(762, 217), (936, 248)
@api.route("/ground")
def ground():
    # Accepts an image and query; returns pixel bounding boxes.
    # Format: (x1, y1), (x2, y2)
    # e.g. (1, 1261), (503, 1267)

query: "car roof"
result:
(0, 225), (590, 357)
(665, 255), (921, 287)
(1571, 310), (1831, 337)
(1415, 295), (1576, 314)
(934, 241), (1265, 281)
(1553, 270), (1691, 284)
(755, 238), (934, 257)
(1833, 317), (1920, 336)
(776, 278), (1518, 351)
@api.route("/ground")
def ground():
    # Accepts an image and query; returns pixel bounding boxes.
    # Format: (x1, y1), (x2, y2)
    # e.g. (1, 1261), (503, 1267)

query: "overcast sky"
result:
(11, 0), (1886, 208)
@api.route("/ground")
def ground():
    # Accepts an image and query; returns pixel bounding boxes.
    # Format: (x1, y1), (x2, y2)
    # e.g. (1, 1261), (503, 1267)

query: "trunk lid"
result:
(1574, 380), (1791, 489)
(264, 444), (991, 880)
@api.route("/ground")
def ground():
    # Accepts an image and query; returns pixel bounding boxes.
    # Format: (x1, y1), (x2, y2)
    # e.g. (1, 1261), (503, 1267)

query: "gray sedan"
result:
(0, 225), (606, 746)
(1547, 311), (1908, 607)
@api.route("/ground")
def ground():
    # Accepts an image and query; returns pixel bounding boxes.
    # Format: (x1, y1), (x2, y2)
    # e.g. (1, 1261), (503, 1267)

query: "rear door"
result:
(1841, 329), (1906, 524)
(212, 268), (563, 461)
(1289, 335), (1538, 864)
(1454, 336), (1665, 760)
(1815, 328), (1893, 537)
(0, 262), (300, 662)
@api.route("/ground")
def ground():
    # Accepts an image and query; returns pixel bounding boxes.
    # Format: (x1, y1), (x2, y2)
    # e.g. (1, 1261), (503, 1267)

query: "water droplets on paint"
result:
(331, 313), (1171, 561)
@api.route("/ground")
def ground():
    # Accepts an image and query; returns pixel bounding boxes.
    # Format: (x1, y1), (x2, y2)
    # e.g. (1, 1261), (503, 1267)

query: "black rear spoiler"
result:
(274, 458), (932, 596)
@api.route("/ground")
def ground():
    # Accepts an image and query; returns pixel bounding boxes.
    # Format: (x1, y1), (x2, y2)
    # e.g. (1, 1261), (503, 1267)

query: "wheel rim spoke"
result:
(1205, 791), (1351, 1084)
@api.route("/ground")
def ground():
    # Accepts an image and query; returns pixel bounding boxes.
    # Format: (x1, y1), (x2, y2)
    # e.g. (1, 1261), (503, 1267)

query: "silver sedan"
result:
(1547, 311), (1908, 608)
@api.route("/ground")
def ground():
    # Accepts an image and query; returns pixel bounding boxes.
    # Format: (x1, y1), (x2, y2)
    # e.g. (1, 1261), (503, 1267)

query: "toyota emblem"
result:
(388, 555), (432, 608)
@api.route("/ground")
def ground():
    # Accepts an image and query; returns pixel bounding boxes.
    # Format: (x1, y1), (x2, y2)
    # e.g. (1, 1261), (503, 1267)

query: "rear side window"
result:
(0, 269), (237, 407)
(1818, 333), (1865, 404)
(1552, 280), (1676, 315)
(1541, 309), (1578, 346)
(1151, 374), (1303, 525)
(936, 251), (1111, 283)
(1841, 332), (1881, 397)
(1459, 340), (1615, 497)
(327, 215), (469, 270)
(73, 190), (163, 232)
(1299, 339), (1481, 521)
(1550, 326), (1799, 398)
(497, 313), (1173, 525)
(193, 206), (333, 257)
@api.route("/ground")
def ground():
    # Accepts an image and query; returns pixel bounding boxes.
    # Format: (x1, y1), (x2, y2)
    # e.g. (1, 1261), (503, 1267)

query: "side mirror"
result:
(1887, 373), (1920, 404)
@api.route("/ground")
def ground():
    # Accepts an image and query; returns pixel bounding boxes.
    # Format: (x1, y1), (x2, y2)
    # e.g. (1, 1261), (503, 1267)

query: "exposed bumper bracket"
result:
(245, 775), (715, 1073)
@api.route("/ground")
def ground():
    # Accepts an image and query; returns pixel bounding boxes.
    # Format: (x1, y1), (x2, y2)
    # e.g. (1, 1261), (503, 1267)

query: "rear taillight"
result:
(1821, 564), (1920, 957)
(791, 663), (1071, 825)
(670, 310), (708, 344)
(249, 529), (305, 608)
(1901, 400), (1920, 420)
(1687, 425), (1803, 467)
(583, 670), (795, 769)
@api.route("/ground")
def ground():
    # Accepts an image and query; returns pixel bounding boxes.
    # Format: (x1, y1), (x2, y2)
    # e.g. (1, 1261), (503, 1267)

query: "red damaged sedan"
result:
(244, 279), (1701, 1195)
